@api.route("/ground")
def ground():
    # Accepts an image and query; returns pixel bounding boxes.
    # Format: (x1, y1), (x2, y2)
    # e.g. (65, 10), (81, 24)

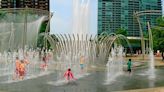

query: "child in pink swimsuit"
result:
(64, 68), (76, 82)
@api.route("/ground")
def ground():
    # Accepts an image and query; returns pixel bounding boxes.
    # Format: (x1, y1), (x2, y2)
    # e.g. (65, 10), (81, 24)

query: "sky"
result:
(50, 0), (164, 35)
(50, 0), (97, 34)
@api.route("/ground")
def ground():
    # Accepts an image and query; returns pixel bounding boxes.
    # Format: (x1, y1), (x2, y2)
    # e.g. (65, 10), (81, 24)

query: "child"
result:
(80, 56), (85, 70)
(40, 55), (48, 70)
(64, 68), (76, 82)
(23, 57), (30, 65)
(13, 57), (21, 80)
(127, 59), (132, 74)
(19, 60), (26, 80)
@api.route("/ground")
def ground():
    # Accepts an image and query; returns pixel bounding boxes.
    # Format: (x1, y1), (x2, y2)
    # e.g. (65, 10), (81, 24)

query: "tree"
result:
(156, 16), (164, 27)
(115, 28), (129, 50)
(152, 27), (164, 52)
(115, 28), (127, 36)
(151, 17), (164, 52)
(40, 22), (47, 33)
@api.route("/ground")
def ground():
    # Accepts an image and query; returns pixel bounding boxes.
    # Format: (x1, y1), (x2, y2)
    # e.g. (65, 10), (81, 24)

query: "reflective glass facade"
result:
(0, 0), (49, 11)
(98, 0), (162, 37)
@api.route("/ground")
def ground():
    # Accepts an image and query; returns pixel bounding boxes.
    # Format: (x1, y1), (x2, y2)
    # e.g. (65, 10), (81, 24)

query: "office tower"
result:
(98, 0), (162, 37)
(1, 0), (49, 11)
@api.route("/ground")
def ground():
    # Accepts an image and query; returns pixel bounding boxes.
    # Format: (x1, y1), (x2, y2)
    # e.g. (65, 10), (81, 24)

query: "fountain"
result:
(72, 0), (90, 36)
(104, 45), (124, 84)
(0, 8), (53, 83)
(0, 6), (132, 86)
(45, 32), (132, 86)
(147, 22), (155, 79)
(48, 34), (96, 86)
(135, 22), (156, 79)
(0, 2), (162, 92)
(148, 50), (155, 79)
(0, 9), (48, 51)
(47, 0), (92, 86)
(0, 0), (133, 87)
(94, 33), (132, 85)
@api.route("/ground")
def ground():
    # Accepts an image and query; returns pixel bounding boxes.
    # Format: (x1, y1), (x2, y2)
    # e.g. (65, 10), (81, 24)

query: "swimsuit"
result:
(80, 64), (84, 69)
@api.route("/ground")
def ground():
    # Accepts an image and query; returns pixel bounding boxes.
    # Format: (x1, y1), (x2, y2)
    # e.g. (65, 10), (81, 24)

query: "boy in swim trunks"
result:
(80, 56), (85, 73)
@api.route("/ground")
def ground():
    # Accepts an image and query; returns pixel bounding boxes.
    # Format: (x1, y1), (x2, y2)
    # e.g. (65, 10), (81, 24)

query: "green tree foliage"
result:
(40, 22), (47, 33)
(156, 16), (164, 27)
(37, 22), (48, 48)
(152, 17), (164, 52)
(115, 28), (127, 36)
(0, 11), (6, 19)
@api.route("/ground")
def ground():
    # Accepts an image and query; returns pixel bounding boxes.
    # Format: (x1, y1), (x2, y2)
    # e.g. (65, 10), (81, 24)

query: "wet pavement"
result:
(0, 67), (164, 92)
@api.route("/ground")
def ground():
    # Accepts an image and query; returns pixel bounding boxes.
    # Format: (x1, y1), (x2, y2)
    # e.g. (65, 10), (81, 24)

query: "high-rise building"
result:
(98, 0), (162, 37)
(0, 0), (1, 8)
(0, 0), (49, 11)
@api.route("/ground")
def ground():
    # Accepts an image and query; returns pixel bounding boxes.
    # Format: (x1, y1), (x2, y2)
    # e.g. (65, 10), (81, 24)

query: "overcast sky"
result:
(50, 0), (164, 34)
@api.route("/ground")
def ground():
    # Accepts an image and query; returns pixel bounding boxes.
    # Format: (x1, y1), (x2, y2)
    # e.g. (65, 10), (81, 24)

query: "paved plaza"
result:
(0, 55), (163, 92)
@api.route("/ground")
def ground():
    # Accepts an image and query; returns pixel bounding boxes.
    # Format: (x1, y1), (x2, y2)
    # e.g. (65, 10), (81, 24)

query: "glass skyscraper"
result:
(98, 0), (162, 37)
(0, 0), (49, 11)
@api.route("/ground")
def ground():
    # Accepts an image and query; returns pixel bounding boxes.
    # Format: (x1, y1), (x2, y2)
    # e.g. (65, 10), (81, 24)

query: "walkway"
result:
(116, 87), (164, 92)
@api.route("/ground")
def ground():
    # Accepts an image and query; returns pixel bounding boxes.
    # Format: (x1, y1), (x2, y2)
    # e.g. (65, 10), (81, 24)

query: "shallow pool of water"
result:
(0, 67), (164, 92)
